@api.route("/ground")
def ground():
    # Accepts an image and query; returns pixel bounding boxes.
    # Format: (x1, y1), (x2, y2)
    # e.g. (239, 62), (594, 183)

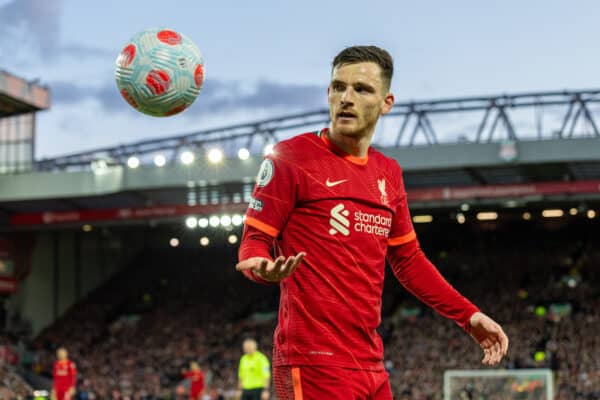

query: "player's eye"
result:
(332, 82), (345, 92)
(354, 85), (372, 93)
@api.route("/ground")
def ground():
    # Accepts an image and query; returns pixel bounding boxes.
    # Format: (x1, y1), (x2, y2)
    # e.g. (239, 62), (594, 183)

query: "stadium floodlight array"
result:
(184, 209), (591, 231)
(185, 214), (244, 230)
(95, 142), (273, 170)
(165, 233), (237, 247)
(121, 143), (270, 169)
(443, 369), (553, 400)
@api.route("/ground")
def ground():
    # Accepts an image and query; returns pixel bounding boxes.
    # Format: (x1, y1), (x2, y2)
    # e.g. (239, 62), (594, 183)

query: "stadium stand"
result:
(0, 217), (598, 399)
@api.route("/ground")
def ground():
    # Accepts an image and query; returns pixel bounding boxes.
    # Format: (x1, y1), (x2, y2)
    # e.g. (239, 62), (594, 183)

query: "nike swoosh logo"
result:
(326, 178), (348, 187)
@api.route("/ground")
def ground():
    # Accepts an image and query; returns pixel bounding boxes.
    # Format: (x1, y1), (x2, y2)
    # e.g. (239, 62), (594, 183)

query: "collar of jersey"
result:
(319, 128), (369, 166)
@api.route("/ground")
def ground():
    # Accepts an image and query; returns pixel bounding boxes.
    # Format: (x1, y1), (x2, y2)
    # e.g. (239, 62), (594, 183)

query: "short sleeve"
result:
(244, 148), (298, 238)
(387, 166), (416, 247)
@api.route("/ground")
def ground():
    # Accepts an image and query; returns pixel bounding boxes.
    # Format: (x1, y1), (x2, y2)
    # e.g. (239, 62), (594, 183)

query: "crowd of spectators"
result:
(0, 334), (33, 399)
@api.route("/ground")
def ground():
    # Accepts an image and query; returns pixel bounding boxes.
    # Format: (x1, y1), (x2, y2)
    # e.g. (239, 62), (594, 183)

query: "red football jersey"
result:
(53, 359), (77, 391)
(244, 129), (416, 370)
(183, 370), (205, 395)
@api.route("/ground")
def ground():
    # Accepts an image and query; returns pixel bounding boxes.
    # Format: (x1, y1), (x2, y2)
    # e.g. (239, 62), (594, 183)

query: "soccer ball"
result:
(115, 28), (204, 117)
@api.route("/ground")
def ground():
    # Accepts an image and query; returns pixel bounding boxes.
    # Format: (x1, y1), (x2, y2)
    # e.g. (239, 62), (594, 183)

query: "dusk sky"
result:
(0, 0), (598, 157)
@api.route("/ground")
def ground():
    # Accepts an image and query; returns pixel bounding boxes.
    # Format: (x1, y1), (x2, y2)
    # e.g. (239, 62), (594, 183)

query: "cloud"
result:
(0, 0), (62, 57)
(196, 79), (327, 111)
(48, 78), (327, 114)
(59, 44), (114, 58)
(0, 0), (112, 64)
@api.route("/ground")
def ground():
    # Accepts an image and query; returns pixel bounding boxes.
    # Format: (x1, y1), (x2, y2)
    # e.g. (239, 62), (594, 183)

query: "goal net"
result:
(443, 369), (553, 400)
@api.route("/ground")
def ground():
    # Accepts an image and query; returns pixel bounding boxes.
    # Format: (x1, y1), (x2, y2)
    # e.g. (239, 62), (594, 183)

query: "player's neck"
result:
(327, 128), (373, 158)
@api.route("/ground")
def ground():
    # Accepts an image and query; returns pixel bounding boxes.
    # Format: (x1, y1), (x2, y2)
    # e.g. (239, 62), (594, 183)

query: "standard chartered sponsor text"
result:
(353, 210), (391, 237)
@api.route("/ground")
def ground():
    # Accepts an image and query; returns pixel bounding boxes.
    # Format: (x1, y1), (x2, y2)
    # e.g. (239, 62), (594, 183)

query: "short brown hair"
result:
(332, 46), (394, 90)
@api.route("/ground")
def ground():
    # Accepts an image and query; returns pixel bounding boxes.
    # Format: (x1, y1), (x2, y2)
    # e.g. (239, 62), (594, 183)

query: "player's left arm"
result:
(387, 240), (508, 365)
(386, 164), (508, 365)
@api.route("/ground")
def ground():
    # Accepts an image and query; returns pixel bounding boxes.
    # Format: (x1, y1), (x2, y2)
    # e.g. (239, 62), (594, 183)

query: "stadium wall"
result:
(6, 229), (143, 335)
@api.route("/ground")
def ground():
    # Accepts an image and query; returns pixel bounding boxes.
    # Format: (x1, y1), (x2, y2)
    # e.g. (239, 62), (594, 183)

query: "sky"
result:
(0, 0), (599, 157)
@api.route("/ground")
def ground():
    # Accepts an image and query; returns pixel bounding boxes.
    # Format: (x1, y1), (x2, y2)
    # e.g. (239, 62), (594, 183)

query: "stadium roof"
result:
(0, 70), (50, 117)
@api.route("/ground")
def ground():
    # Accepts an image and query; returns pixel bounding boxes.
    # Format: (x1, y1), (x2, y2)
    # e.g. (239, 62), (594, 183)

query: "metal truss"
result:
(36, 89), (600, 171)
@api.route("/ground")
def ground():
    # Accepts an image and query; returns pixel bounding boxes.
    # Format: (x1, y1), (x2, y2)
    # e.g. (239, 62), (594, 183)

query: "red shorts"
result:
(273, 365), (392, 400)
(54, 389), (71, 400)
(190, 391), (202, 400)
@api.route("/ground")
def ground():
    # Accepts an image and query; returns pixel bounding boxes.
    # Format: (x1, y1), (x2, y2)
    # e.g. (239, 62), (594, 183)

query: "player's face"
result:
(57, 349), (67, 360)
(328, 62), (394, 140)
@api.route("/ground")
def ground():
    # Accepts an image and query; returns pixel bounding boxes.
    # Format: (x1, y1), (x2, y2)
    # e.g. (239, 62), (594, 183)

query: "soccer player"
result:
(236, 45), (509, 399)
(51, 347), (77, 400)
(237, 339), (271, 400)
(182, 361), (205, 400)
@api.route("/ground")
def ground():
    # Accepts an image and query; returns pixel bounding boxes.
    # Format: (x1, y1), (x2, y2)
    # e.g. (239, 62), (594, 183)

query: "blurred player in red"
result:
(236, 46), (509, 399)
(52, 347), (77, 400)
(182, 361), (205, 400)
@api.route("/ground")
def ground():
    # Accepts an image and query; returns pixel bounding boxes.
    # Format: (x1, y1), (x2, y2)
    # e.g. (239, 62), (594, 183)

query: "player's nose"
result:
(340, 88), (354, 105)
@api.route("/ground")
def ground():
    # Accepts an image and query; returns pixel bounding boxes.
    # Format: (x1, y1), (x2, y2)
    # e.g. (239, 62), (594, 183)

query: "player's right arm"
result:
(236, 246), (305, 282)
(236, 148), (306, 283)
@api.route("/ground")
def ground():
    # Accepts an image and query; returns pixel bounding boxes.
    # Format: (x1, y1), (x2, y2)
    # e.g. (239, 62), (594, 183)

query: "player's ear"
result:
(381, 92), (394, 115)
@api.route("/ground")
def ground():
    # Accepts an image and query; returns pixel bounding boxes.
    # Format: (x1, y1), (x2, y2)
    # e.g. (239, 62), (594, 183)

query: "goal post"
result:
(443, 369), (553, 399)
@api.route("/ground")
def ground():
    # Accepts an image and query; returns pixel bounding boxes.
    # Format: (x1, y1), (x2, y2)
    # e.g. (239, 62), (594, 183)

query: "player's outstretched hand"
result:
(236, 252), (306, 282)
(469, 311), (509, 366)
